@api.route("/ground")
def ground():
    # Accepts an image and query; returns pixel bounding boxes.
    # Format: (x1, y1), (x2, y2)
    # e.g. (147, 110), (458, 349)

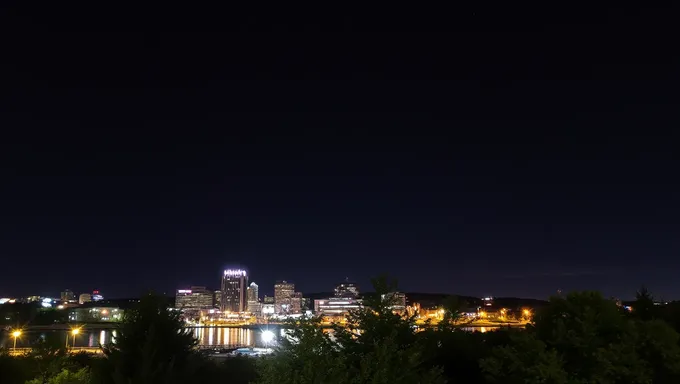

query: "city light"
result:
(261, 330), (275, 343)
(68, 327), (81, 349)
(11, 330), (21, 351)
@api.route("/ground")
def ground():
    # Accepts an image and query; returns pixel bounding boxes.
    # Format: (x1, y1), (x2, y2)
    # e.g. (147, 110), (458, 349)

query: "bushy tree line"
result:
(3, 284), (680, 383)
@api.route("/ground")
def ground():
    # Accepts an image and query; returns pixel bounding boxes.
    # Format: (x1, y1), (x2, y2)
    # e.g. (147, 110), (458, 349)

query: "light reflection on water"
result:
(193, 327), (255, 347)
(27, 327), (266, 348)
(12, 326), (500, 348)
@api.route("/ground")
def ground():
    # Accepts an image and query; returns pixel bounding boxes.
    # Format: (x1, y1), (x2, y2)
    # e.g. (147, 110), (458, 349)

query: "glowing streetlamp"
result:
(71, 328), (80, 349)
(12, 330), (21, 351)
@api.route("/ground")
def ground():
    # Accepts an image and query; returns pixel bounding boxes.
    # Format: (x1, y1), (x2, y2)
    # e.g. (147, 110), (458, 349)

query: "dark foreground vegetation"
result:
(3, 281), (680, 383)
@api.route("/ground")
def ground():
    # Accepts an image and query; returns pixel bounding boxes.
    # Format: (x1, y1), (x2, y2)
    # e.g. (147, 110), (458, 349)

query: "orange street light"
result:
(11, 330), (21, 351)
(71, 328), (80, 348)
(68, 327), (81, 349)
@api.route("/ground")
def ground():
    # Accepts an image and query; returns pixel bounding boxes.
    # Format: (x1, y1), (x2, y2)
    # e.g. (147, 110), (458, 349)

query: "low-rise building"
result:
(79, 293), (92, 305)
(382, 292), (407, 314)
(69, 306), (123, 322)
(175, 286), (214, 310)
(314, 297), (363, 318)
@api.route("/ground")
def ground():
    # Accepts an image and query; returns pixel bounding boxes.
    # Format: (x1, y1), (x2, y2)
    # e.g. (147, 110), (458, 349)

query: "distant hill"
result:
(493, 297), (550, 310)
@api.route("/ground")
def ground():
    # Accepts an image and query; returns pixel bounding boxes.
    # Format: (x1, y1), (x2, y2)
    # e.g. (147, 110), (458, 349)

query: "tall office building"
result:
(315, 281), (363, 318)
(246, 282), (259, 311)
(334, 281), (359, 298)
(61, 289), (76, 303)
(221, 269), (248, 313)
(274, 281), (295, 314)
(290, 292), (303, 314)
(214, 290), (222, 308)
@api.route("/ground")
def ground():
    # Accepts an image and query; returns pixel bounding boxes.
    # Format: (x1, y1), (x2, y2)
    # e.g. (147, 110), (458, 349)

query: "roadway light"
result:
(69, 328), (81, 349)
(11, 330), (21, 351)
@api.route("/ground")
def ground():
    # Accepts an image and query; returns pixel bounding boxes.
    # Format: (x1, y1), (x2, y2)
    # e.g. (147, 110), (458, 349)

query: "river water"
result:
(6, 326), (500, 349)
(5, 327), (281, 349)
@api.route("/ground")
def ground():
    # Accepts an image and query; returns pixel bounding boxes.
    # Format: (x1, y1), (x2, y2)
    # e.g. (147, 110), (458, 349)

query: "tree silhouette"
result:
(27, 332), (69, 384)
(103, 293), (197, 384)
(24, 367), (91, 384)
(482, 291), (680, 383)
(633, 285), (657, 321)
(257, 275), (444, 384)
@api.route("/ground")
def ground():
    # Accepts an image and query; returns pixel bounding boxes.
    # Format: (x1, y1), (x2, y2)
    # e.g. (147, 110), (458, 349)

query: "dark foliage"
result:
(257, 275), (444, 384)
(4, 285), (680, 383)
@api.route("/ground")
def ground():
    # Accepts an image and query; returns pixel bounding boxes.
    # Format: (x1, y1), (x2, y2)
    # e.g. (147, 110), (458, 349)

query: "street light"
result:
(12, 330), (21, 352)
(71, 328), (80, 349)
(67, 327), (81, 349)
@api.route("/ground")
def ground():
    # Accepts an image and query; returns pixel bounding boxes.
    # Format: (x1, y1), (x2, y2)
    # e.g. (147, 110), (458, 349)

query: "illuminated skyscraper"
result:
(246, 282), (259, 311)
(213, 290), (222, 308)
(290, 292), (303, 314)
(274, 280), (295, 314)
(60, 289), (76, 303)
(221, 269), (248, 313)
(334, 281), (359, 298)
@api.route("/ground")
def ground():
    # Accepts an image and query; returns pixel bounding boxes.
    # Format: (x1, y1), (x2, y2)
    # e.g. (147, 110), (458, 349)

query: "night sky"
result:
(2, 5), (679, 300)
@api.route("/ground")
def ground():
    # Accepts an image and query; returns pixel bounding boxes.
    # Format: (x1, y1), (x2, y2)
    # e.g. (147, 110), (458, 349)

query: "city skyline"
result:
(0, 270), (665, 303)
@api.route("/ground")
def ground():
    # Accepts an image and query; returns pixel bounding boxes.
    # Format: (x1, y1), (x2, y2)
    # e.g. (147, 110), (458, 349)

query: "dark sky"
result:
(1, 5), (679, 300)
